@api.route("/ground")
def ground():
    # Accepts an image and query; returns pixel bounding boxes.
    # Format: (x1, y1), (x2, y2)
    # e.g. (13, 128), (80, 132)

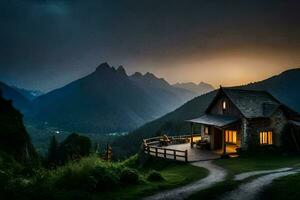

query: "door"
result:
(214, 128), (223, 150)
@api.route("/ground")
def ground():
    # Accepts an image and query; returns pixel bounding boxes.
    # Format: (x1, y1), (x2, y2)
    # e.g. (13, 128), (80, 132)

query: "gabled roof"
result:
(289, 120), (300, 126)
(187, 114), (239, 128)
(206, 87), (297, 118)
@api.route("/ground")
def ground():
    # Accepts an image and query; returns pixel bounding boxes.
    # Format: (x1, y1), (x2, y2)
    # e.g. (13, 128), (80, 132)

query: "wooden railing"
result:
(143, 134), (202, 147)
(142, 134), (202, 162)
(143, 145), (188, 162)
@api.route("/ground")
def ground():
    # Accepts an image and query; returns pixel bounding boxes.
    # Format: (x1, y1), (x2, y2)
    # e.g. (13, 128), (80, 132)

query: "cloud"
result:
(0, 0), (299, 91)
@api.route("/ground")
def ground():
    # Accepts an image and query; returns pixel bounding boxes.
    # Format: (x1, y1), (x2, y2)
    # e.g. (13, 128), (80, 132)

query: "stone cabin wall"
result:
(242, 108), (287, 150)
(240, 117), (248, 150)
(270, 109), (287, 146)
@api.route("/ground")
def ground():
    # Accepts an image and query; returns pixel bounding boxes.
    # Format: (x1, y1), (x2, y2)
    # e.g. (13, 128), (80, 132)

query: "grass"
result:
(214, 154), (300, 175)
(188, 154), (300, 200)
(94, 158), (209, 200)
(0, 155), (208, 200)
(259, 172), (300, 200)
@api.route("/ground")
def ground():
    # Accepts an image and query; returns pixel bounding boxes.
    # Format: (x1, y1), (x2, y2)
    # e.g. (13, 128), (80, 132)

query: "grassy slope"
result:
(0, 155), (208, 200)
(213, 154), (300, 175)
(188, 155), (300, 200)
(95, 159), (209, 200)
(260, 173), (300, 200)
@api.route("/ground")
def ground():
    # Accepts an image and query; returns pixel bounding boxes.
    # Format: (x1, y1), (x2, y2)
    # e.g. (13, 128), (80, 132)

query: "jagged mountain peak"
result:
(144, 72), (156, 79)
(129, 71), (170, 88)
(117, 65), (127, 76)
(93, 62), (129, 79)
(143, 72), (169, 85)
(30, 62), (197, 133)
(132, 72), (143, 78)
(96, 62), (111, 70)
(173, 81), (214, 95)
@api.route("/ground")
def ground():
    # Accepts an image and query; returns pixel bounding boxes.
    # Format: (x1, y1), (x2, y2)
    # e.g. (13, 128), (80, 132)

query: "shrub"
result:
(50, 156), (99, 190)
(120, 168), (139, 184)
(57, 133), (91, 164)
(91, 165), (119, 190)
(0, 170), (10, 188)
(121, 154), (139, 168)
(147, 170), (164, 181)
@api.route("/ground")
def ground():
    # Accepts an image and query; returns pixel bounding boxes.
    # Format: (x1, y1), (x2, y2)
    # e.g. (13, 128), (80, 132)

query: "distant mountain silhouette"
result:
(236, 68), (300, 112)
(129, 72), (195, 113)
(0, 81), (30, 111)
(114, 68), (300, 156)
(28, 63), (197, 133)
(173, 82), (214, 95)
(12, 86), (44, 101)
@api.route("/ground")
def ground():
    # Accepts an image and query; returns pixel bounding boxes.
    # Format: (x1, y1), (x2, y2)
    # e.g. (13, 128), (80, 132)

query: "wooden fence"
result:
(144, 145), (188, 162)
(142, 134), (202, 162)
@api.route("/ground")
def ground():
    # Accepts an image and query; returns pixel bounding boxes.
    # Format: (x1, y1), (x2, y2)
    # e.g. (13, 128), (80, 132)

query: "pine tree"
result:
(47, 136), (58, 166)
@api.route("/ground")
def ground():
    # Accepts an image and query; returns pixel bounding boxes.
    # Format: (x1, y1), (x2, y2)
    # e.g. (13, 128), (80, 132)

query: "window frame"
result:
(259, 130), (273, 145)
(225, 130), (237, 144)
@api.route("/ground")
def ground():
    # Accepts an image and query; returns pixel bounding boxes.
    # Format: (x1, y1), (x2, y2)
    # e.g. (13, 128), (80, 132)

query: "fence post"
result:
(185, 150), (188, 162)
(147, 146), (150, 155)
(164, 149), (166, 158)
(155, 148), (158, 157)
(174, 150), (176, 160)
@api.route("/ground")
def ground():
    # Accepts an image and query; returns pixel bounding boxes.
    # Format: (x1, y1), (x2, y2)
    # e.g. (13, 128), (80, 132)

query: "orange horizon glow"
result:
(127, 49), (300, 88)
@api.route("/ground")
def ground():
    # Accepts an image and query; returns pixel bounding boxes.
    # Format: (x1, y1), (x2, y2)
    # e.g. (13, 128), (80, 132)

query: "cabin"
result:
(187, 87), (300, 155)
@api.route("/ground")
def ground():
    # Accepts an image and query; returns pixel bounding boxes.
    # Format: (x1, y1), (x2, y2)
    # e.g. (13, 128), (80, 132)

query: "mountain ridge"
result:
(28, 63), (198, 133)
(0, 81), (30, 111)
(173, 81), (214, 95)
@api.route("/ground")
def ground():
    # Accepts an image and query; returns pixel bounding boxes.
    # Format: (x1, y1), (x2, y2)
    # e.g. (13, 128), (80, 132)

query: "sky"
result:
(0, 0), (300, 92)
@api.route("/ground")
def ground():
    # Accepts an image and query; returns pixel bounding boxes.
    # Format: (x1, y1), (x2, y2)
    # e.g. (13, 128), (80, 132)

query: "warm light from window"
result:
(222, 100), (226, 110)
(225, 130), (237, 144)
(260, 131), (273, 145)
(204, 127), (209, 135)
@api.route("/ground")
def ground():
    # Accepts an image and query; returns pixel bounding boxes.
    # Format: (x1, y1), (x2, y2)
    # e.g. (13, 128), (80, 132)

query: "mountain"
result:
(0, 92), (36, 162)
(0, 81), (30, 111)
(129, 72), (196, 113)
(113, 68), (300, 156)
(237, 68), (300, 112)
(12, 86), (44, 101)
(28, 63), (197, 133)
(173, 82), (214, 95)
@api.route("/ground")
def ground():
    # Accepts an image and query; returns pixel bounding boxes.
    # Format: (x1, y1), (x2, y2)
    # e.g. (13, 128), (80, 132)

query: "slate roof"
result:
(221, 88), (281, 118)
(289, 120), (300, 126)
(187, 114), (239, 127)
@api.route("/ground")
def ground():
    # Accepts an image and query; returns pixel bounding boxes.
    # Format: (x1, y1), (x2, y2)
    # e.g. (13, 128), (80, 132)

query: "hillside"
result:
(0, 81), (30, 111)
(0, 92), (36, 162)
(12, 86), (43, 101)
(173, 82), (214, 95)
(113, 68), (300, 156)
(28, 63), (197, 133)
(238, 68), (300, 112)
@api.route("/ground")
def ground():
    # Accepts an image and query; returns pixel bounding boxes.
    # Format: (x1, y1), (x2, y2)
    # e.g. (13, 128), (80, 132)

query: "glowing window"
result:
(260, 131), (273, 145)
(204, 127), (209, 135)
(225, 130), (237, 144)
(222, 100), (227, 110)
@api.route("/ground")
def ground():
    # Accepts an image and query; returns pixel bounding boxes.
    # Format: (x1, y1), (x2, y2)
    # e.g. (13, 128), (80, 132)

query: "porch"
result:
(144, 142), (221, 162)
(143, 134), (222, 162)
(188, 114), (241, 156)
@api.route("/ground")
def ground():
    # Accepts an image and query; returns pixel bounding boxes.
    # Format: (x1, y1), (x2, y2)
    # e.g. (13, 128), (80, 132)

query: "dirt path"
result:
(234, 167), (292, 181)
(143, 161), (227, 200)
(222, 169), (300, 200)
